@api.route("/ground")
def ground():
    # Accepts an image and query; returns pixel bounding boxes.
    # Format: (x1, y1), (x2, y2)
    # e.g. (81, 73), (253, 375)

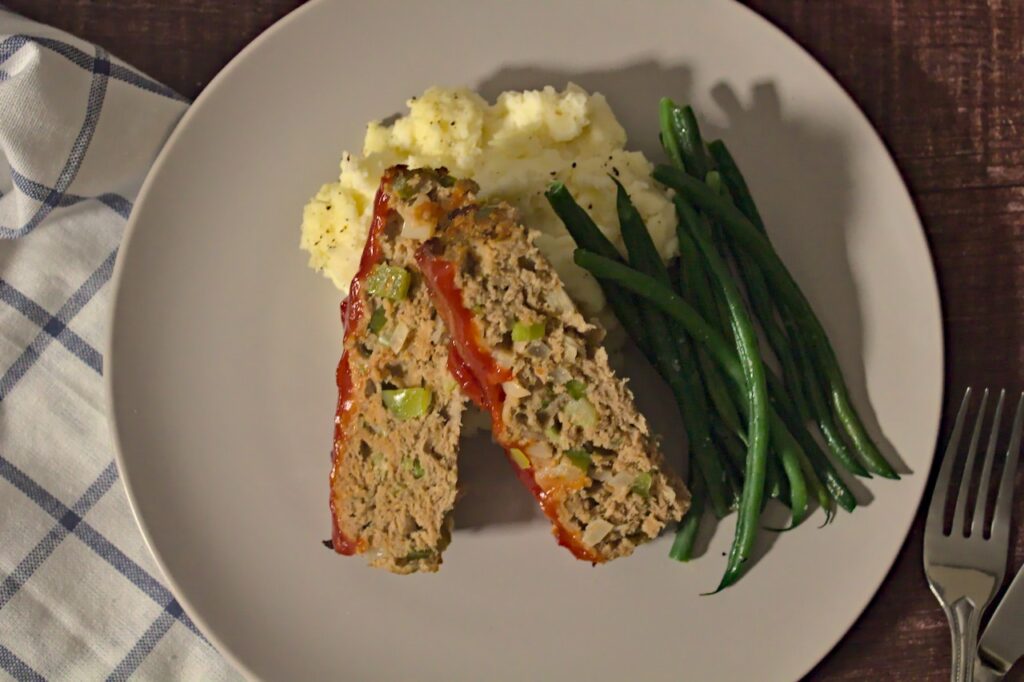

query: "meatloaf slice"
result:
(328, 166), (475, 574)
(413, 173), (690, 562)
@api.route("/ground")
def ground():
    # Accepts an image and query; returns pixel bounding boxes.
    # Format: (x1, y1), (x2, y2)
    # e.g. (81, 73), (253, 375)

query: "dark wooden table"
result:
(10, 1), (1023, 679)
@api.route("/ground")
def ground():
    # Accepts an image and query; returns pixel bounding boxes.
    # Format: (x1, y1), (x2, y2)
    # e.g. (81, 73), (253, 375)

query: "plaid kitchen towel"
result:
(0, 9), (239, 680)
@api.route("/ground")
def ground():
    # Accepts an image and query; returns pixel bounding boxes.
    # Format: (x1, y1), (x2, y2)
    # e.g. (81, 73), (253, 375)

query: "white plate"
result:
(106, 1), (943, 679)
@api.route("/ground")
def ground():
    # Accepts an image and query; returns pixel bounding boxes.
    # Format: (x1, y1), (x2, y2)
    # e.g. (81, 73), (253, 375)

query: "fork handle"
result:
(947, 597), (982, 682)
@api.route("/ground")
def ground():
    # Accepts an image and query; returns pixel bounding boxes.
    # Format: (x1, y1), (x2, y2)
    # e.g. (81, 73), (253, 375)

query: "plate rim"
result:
(104, 0), (945, 679)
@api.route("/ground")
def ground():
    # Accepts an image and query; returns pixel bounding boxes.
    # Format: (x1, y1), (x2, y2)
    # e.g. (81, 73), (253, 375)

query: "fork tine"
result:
(971, 389), (1005, 536)
(990, 392), (1024, 544)
(952, 389), (989, 535)
(928, 388), (973, 534)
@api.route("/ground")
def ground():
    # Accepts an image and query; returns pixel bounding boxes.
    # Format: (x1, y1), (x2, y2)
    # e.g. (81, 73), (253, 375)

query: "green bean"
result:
(802, 454), (835, 528)
(711, 416), (746, 473)
(706, 143), (870, 478)
(770, 426), (810, 526)
(670, 470), (705, 562)
(767, 372), (858, 513)
(676, 203), (744, 437)
(575, 251), (739, 386)
(707, 139), (766, 234)
(674, 200), (722, 324)
(703, 170), (815, 424)
(766, 442), (829, 531)
(545, 183), (651, 358)
(661, 103), (737, 351)
(697, 350), (742, 437)
(663, 100), (712, 181)
(676, 201), (735, 341)
(767, 452), (790, 506)
(686, 218), (770, 591)
(614, 179), (730, 517)
(721, 455), (743, 510)
(800, 450), (836, 526)
(652, 165), (899, 480)
(764, 442), (788, 503)
(792, 332), (871, 478)
(713, 422), (785, 503)
(658, 98), (686, 171)
(746, 256), (813, 419)
(679, 195), (801, 518)
(795, 441), (829, 523)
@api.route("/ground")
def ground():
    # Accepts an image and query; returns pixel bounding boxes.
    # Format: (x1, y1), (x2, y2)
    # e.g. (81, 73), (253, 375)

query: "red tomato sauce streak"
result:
(418, 246), (599, 562)
(328, 181), (393, 555)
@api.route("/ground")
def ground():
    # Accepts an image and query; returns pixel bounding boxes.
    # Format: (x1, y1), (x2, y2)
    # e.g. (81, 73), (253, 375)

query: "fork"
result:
(924, 388), (1024, 682)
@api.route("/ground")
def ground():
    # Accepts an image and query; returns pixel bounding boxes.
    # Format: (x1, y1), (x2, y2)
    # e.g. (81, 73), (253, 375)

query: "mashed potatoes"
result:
(301, 84), (675, 327)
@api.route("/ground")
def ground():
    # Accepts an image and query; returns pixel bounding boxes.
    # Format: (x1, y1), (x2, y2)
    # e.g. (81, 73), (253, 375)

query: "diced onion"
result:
(535, 459), (586, 489)
(382, 321), (410, 352)
(430, 319), (445, 344)
(525, 441), (553, 462)
(563, 340), (578, 362)
(401, 217), (434, 241)
(399, 197), (437, 240)
(608, 471), (635, 489)
(582, 518), (614, 546)
(493, 349), (515, 369)
(547, 288), (574, 315)
(502, 380), (530, 399)
(551, 366), (572, 384)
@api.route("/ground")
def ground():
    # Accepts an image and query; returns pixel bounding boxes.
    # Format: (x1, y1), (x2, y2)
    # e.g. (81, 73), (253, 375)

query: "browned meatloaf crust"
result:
(327, 167), (472, 574)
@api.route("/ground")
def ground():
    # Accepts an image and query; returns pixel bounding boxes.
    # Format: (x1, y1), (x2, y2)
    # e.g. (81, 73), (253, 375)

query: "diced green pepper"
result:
(368, 307), (387, 334)
(565, 448), (592, 471)
(510, 448), (531, 469)
(631, 472), (653, 499)
(382, 387), (432, 419)
(512, 319), (546, 342)
(564, 396), (597, 428)
(564, 380), (587, 400)
(544, 424), (561, 441)
(365, 265), (411, 300)
(405, 548), (434, 560)
(401, 457), (425, 479)
(391, 174), (417, 200)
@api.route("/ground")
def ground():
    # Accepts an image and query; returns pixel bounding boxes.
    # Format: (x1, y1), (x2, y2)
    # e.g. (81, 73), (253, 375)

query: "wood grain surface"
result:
(7, 0), (1023, 680)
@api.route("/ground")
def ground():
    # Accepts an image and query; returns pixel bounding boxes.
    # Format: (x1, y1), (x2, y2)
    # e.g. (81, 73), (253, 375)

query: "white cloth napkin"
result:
(0, 9), (238, 680)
